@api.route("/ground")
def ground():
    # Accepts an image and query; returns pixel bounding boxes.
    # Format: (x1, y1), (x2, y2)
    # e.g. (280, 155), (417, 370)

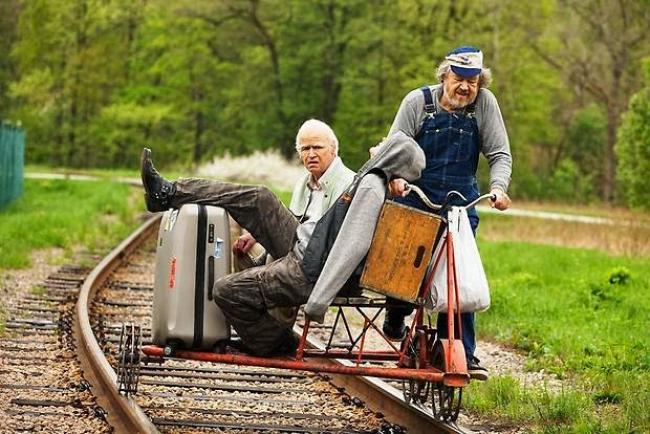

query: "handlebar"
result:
(403, 184), (496, 211)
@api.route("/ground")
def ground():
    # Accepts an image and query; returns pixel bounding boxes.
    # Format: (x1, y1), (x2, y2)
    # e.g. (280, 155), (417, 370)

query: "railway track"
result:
(73, 215), (473, 433)
(0, 262), (113, 433)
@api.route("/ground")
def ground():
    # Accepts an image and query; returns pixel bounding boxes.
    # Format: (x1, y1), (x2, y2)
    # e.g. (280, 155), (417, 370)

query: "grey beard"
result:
(447, 94), (470, 110)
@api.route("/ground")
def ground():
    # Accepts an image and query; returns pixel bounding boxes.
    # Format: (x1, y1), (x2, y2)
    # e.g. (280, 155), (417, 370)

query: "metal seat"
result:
(331, 290), (387, 307)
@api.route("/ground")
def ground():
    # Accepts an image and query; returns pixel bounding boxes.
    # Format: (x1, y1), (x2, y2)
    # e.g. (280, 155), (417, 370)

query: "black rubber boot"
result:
(140, 148), (176, 212)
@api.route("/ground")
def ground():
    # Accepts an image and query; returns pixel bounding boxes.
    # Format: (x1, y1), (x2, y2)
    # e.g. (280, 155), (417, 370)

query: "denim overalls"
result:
(394, 86), (481, 360)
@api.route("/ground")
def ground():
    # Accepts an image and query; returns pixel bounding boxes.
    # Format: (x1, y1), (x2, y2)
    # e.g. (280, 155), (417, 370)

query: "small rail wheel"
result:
(401, 329), (430, 404)
(116, 323), (142, 396)
(430, 340), (463, 421)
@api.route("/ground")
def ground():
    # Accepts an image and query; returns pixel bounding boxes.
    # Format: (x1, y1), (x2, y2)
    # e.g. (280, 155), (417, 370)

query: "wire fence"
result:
(0, 122), (25, 209)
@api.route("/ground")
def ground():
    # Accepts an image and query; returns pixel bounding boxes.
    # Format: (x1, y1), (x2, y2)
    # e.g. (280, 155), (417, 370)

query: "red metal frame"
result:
(142, 220), (469, 387)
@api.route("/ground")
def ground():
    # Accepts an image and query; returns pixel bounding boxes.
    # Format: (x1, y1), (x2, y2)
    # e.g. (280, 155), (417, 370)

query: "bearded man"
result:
(383, 46), (513, 381)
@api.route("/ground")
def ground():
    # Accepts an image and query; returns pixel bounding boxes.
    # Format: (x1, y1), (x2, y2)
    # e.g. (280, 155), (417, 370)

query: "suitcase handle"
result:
(208, 255), (215, 300)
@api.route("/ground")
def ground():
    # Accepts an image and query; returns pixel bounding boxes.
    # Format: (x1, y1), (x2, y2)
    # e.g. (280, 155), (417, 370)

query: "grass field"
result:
(0, 179), (143, 270)
(0, 178), (145, 333)
(468, 234), (650, 433)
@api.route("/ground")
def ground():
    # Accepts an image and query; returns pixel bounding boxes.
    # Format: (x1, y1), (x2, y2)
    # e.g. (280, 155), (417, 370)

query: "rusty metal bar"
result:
(141, 346), (445, 382)
(301, 349), (400, 360)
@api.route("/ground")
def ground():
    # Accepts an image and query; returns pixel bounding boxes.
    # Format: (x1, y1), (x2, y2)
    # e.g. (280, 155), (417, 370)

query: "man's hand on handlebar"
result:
(389, 178), (409, 197)
(489, 187), (511, 210)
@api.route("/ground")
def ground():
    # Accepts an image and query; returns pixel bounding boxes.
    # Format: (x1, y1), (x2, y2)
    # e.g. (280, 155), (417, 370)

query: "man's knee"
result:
(212, 276), (234, 307)
(212, 272), (264, 311)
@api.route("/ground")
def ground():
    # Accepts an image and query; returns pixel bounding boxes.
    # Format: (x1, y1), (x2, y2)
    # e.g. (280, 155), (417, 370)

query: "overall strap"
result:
(421, 86), (436, 115)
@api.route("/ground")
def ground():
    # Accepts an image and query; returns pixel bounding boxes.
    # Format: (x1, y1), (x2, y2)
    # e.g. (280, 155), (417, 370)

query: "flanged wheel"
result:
(116, 323), (142, 396)
(430, 340), (463, 421)
(401, 329), (430, 404)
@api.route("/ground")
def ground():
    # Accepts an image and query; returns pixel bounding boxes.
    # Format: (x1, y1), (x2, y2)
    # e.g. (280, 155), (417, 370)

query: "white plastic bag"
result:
(427, 206), (490, 313)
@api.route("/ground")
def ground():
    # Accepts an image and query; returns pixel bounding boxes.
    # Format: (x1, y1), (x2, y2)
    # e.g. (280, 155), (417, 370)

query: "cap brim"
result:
(450, 65), (481, 78)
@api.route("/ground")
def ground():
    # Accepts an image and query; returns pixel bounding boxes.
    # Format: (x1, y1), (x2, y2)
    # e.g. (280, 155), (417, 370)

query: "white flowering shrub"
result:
(197, 150), (306, 191)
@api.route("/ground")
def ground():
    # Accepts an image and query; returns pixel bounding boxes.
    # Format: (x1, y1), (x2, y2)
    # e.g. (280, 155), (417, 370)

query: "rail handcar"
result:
(117, 189), (495, 423)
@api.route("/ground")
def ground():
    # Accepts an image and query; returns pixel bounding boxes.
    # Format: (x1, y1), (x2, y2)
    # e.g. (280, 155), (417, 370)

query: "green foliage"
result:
(547, 159), (594, 202)
(615, 58), (650, 210)
(0, 179), (141, 269)
(0, 0), (20, 119)
(475, 236), (650, 431)
(608, 267), (630, 285)
(1, 0), (649, 203)
(566, 104), (606, 178)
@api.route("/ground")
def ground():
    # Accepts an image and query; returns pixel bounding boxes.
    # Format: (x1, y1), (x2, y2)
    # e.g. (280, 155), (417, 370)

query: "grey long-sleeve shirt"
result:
(388, 85), (512, 192)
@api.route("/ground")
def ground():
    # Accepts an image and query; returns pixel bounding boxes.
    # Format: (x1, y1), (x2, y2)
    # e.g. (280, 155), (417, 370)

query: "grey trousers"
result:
(172, 179), (312, 355)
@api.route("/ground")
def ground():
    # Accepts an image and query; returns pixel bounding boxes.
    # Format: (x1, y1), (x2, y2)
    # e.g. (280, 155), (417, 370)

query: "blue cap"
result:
(445, 46), (483, 77)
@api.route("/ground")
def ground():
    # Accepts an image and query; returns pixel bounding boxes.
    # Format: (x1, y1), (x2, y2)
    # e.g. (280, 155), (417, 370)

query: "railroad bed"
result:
(94, 239), (396, 433)
(0, 263), (113, 433)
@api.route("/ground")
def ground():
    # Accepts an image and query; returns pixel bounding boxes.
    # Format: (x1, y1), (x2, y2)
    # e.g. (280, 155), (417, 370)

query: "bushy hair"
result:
(295, 119), (339, 154)
(435, 60), (492, 87)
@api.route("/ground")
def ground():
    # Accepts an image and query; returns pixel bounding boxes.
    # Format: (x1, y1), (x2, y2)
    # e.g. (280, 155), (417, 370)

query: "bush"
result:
(548, 159), (594, 202)
(615, 58), (650, 210)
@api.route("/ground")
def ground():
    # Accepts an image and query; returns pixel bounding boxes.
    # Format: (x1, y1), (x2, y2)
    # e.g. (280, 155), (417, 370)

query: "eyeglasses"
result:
(299, 144), (328, 154)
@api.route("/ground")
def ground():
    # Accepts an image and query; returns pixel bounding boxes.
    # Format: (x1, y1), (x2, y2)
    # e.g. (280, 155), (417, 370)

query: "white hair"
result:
(294, 119), (339, 154)
(436, 60), (492, 87)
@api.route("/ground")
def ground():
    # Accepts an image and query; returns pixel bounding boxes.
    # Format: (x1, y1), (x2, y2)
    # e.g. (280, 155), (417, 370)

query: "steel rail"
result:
(296, 326), (471, 434)
(73, 214), (161, 434)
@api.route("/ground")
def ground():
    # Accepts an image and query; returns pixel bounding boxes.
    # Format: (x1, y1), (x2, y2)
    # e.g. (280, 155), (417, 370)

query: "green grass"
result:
(468, 238), (650, 432)
(0, 179), (142, 270)
(25, 165), (188, 183)
(0, 176), (290, 271)
(26, 164), (140, 178)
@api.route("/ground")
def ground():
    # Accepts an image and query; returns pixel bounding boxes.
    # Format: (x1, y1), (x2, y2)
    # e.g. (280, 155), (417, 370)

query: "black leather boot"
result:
(382, 313), (408, 342)
(140, 148), (176, 212)
(382, 299), (412, 341)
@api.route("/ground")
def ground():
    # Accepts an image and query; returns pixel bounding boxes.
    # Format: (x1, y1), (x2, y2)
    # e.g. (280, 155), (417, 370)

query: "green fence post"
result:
(0, 121), (25, 209)
(0, 122), (7, 208)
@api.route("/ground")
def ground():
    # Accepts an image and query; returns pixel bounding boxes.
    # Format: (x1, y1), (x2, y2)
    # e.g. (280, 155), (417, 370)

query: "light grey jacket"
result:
(304, 132), (425, 322)
(289, 156), (355, 216)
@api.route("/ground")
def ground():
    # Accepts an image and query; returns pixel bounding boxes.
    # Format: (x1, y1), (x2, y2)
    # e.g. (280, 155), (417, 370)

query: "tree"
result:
(615, 58), (650, 210)
(10, 0), (146, 167)
(0, 0), (20, 120)
(526, 0), (650, 202)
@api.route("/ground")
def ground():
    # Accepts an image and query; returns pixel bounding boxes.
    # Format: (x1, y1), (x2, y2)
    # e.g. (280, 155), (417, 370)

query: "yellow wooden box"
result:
(360, 201), (442, 303)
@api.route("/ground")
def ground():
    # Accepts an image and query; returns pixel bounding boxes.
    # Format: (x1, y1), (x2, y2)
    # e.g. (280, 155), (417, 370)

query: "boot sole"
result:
(140, 148), (152, 195)
(140, 148), (169, 213)
(469, 370), (489, 381)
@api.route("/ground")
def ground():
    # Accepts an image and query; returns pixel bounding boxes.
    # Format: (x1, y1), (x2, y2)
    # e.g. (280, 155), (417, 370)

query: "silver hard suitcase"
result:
(152, 204), (231, 351)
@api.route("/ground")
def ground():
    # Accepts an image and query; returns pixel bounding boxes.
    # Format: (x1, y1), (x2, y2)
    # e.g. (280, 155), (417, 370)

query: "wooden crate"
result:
(360, 201), (442, 303)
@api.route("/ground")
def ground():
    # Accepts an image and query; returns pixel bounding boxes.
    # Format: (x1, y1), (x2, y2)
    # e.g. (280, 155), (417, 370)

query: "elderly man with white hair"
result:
(232, 119), (354, 265)
(383, 46), (513, 381)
